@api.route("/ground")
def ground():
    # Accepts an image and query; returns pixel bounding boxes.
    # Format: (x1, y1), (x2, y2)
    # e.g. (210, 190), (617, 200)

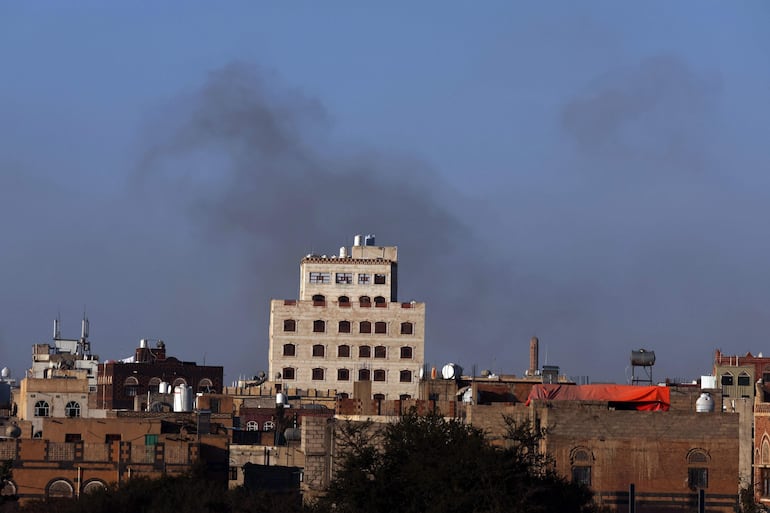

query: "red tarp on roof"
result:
(525, 384), (670, 411)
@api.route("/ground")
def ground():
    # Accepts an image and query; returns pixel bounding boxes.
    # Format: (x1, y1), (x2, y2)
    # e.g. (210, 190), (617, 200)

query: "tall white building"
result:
(268, 235), (425, 399)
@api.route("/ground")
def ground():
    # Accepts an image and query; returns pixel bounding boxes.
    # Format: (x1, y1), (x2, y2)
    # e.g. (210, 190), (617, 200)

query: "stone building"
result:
(268, 235), (425, 400)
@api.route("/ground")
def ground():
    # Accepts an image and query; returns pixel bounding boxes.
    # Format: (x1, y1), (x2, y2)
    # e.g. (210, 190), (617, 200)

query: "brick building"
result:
(96, 339), (223, 410)
(300, 389), (742, 512)
(0, 412), (230, 502)
(268, 235), (425, 400)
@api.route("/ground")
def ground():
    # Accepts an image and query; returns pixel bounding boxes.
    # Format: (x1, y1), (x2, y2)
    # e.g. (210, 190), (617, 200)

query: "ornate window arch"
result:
(34, 400), (50, 417)
(687, 448), (710, 489)
(246, 421), (259, 431)
(762, 436), (770, 465)
(65, 401), (81, 418)
(46, 478), (74, 499)
(570, 446), (593, 486)
(81, 479), (107, 494)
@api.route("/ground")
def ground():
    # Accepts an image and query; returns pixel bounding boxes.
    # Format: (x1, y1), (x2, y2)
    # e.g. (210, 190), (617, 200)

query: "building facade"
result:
(268, 236), (425, 399)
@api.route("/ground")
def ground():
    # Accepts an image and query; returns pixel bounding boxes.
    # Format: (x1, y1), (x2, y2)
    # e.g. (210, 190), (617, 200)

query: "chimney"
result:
(529, 336), (539, 376)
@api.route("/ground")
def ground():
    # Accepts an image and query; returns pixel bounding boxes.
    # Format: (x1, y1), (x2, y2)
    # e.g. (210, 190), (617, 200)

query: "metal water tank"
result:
(173, 385), (183, 412)
(364, 234), (376, 246)
(276, 392), (288, 406)
(630, 349), (656, 366)
(353, 235), (363, 246)
(159, 381), (169, 394)
(696, 392), (715, 413)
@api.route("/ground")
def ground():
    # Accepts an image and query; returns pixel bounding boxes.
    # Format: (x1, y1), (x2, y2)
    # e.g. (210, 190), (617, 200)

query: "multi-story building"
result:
(268, 235), (425, 400)
(96, 339), (224, 410)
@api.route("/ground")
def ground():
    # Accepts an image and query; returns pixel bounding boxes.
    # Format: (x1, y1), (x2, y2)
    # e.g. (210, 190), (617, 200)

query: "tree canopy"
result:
(314, 410), (598, 513)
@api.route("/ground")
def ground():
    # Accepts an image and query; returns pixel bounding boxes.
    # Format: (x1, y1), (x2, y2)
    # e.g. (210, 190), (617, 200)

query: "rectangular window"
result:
(358, 274), (370, 284)
(229, 467), (238, 480)
(145, 434), (158, 446)
(336, 273), (353, 284)
(721, 374), (733, 386)
(310, 272), (330, 284)
(65, 433), (82, 443)
(374, 274), (386, 284)
(688, 467), (708, 488)
(738, 375), (751, 386)
(105, 434), (121, 443)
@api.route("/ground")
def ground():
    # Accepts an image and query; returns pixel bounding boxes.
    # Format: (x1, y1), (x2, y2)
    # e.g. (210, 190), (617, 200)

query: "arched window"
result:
(34, 400), (50, 417)
(374, 393), (385, 401)
(283, 319), (296, 332)
(124, 376), (139, 397)
(399, 394), (411, 400)
(312, 368), (325, 380)
(358, 368), (370, 381)
(312, 294), (326, 304)
(399, 370), (412, 383)
(338, 345), (350, 358)
(283, 343), (296, 356)
(313, 320), (326, 333)
(374, 296), (386, 306)
(198, 378), (214, 392)
(762, 437), (770, 465)
(81, 480), (107, 495)
(373, 369), (386, 382)
(375, 322), (387, 334)
(172, 377), (187, 387)
(246, 421), (259, 431)
(282, 368), (295, 380)
(374, 346), (386, 358)
(65, 401), (81, 418)
(339, 320), (351, 333)
(400, 322), (413, 335)
(359, 345), (371, 358)
(687, 449), (710, 489)
(400, 347), (413, 359)
(263, 421), (275, 431)
(721, 372), (733, 386)
(360, 321), (372, 334)
(148, 377), (161, 393)
(313, 344), (325, 357)
(570, 447), (593, 486)
(337, 369), (350, 381)
(339, 296), (350, 306)
(47, 479), (74, 499)
(738, 371), (751, 387)
(359, 296), (371, 307)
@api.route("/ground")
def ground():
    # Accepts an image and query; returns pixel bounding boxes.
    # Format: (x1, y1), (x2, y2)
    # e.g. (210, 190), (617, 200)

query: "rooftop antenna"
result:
(79, 309), (91, 356)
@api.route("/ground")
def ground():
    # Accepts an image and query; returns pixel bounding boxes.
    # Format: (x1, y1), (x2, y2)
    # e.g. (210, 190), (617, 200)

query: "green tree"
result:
(314, 410), (597, 513)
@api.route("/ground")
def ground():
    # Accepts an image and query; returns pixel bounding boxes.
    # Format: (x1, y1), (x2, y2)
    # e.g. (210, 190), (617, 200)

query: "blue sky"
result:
(1, 2), (769, 384)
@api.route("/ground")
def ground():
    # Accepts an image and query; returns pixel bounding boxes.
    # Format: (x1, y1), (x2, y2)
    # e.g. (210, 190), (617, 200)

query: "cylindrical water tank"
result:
(173, 385), (183, 412)
(159, 382), (169, 394)
(696, 392), (715, 413)
(140, 339), (148, 348)
(276, 392), (288, 406)
(630, 349), (656, 366)
(353, 235), (363, 246)
(364, 234), (375, 246)
(339, 246), (348, 258)
(183, 386), (193, 411)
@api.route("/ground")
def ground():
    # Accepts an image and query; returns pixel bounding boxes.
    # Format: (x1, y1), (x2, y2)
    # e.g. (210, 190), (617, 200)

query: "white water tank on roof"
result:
(696, 392), (715, 413)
